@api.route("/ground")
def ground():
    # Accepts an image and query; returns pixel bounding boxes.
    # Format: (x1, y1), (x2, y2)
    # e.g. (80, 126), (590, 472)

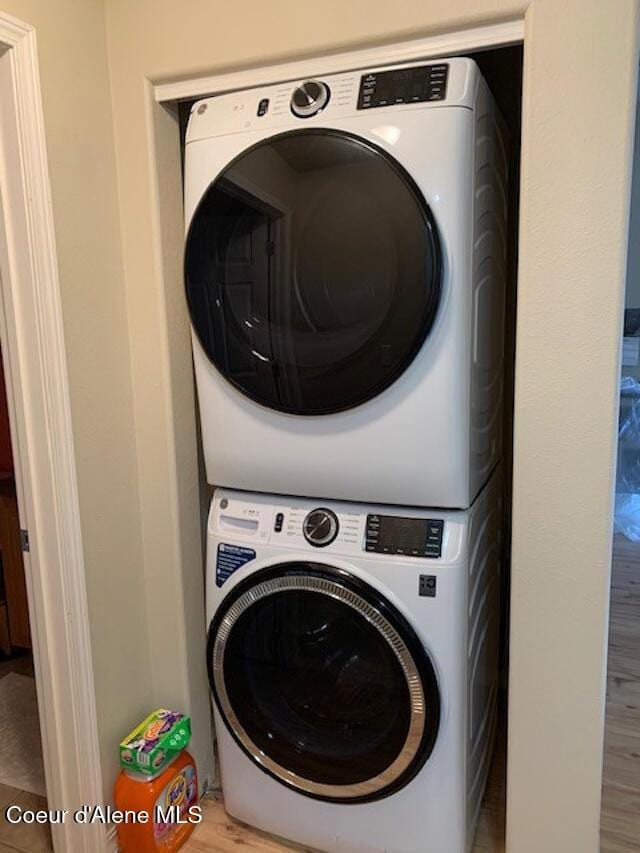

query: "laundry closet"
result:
(179, 44), (522, 853)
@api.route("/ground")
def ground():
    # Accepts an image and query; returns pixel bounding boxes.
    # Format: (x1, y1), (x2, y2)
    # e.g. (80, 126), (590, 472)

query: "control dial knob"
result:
(303, 508), (339, 547)
(290, 80), (331, 118)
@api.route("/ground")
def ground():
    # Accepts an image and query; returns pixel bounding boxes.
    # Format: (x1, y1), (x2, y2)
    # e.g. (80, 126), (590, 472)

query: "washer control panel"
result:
(357, 63), (449, 110)
(209, 490), (451, 560)
(365, 514), (444, 558)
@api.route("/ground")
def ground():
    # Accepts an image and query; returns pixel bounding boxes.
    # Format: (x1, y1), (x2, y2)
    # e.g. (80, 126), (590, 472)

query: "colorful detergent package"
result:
(114, 708), (199, 853)
(119, 709), (191, 777)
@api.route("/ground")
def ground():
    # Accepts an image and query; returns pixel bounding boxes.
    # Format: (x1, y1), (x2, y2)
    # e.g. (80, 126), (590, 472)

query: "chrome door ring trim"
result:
(211, 573), (429, 799)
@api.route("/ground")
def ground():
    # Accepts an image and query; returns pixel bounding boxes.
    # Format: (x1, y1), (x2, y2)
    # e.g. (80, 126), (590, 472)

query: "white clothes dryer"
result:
(184, 58), (507, 508)
(205, 468), (502, 853)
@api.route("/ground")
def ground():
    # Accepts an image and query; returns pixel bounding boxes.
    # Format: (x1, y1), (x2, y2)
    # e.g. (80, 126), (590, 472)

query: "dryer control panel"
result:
(186, 58), (473, 143)
(357, 63), (449, 110)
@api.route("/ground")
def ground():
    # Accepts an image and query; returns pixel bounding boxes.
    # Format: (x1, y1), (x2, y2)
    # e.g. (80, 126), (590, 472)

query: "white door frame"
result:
(0, 12), (105, 852)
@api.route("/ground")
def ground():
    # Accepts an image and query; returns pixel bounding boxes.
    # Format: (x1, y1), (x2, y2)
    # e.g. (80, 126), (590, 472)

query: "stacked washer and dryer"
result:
(184, 57), (507, 853)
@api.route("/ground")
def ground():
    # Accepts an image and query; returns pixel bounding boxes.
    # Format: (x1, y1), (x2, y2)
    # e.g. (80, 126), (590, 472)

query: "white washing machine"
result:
(184, 58), (507, 509)
(205, 468), (501, 853)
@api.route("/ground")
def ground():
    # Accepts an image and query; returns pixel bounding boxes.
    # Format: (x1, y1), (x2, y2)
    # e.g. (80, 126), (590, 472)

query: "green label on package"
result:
(119, 709), (191, 776)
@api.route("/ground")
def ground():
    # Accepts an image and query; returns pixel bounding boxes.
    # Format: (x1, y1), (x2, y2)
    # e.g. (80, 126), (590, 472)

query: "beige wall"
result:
(511, 5), (637, 849)
(102, 0), (529, 799)
(0, 0), (636, 847)
(102, 1), (638, 850)
(626, 99), (640, 311)
(0, 0), (149, 795)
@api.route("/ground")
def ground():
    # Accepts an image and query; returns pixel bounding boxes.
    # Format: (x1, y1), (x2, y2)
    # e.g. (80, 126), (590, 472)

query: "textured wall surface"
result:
(509, 3), (638, 851)
(0, 0), (149, 795)
(102, 3), (639, 849)
(0, 2), (637, 848)
(626, 100), (640, 310)
(103, 0), (528, 801)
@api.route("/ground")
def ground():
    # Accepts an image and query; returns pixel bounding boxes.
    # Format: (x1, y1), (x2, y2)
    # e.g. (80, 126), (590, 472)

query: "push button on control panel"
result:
(274, 512), (284, 533)
(425, 520), (444, 558)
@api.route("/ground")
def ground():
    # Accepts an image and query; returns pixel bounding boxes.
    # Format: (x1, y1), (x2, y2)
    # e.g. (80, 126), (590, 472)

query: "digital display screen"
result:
(377, 516), (428, 551)
(357, 64), (449, 110)
(366, 514), (443, 557)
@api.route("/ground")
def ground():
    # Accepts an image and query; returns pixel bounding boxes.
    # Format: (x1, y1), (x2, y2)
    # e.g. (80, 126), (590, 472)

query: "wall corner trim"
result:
(0, 10), (107, 852)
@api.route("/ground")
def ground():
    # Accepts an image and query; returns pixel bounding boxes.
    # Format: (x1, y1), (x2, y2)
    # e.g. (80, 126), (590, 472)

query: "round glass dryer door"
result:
(185, 129), (442, 415)
(207, 564), (440, 803)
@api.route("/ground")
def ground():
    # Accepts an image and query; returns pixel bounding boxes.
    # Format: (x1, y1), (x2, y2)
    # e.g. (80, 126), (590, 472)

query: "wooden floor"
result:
(601, 534), (640, 853)
(184, 722), (506, 853)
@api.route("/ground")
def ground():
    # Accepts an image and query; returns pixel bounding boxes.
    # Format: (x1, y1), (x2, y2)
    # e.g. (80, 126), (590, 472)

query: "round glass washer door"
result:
(207, 563), (441, 803)
(185, 129), (442, 416)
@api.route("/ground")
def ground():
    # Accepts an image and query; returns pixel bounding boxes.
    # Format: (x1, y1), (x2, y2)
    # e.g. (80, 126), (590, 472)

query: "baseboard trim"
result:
(106, 825), (118, 853)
